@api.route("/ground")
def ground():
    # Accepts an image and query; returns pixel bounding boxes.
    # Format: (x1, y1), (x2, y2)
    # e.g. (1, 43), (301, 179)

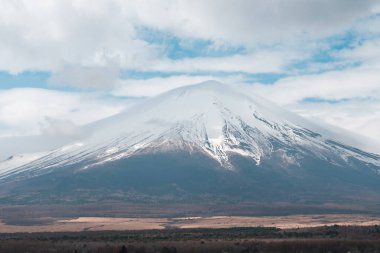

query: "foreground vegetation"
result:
(1, 225), (380, 252)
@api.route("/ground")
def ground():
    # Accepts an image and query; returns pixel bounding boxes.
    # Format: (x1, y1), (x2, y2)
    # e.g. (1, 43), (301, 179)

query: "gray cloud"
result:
(40, 117), (83, 138)
(0, 0), (378, 77)
(131, 0), (378, 44)
(49, 64), (119, 89)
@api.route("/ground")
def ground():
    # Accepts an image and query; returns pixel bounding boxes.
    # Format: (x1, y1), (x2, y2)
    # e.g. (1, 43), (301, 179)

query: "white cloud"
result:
(0, 88), (130, 137)
(0, 0), (378, 80)
(40, 117), (82, 138)
(130, 0), (376, 45)
(252, 67), (380, 104)
(140, 50), (305, 74)
(288, 99), (380, 140)
(113, 75), (245, 97)
(337, 39), (380, 68)
(49, 64), (119, 89)
(0, 0), (158, 74)
(48, 52), (122, 89)
(251, 66), (380, 147)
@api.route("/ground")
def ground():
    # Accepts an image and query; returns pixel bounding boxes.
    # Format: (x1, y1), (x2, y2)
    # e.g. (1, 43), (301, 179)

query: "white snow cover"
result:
(0, 152), (48, 179)
(1, 81), (379, 178)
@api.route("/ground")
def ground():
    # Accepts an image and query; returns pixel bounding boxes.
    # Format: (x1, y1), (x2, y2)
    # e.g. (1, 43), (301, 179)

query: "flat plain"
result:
(1, 214), (380, 233)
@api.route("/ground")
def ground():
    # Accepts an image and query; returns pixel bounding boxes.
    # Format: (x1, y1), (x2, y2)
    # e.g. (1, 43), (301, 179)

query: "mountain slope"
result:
(0, 81), (380, 206)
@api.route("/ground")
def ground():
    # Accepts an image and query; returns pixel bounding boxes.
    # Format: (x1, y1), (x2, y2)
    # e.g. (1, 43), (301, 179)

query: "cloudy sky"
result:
(1, 0), (380, 155)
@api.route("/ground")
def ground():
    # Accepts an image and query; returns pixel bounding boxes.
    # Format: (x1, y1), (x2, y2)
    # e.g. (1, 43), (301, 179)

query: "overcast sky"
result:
(1, 0), (380, 155)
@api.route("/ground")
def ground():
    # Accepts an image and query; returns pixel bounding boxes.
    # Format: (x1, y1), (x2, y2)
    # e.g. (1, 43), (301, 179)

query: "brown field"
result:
(1, 225), (380, 253)
(1, 214), (380, 233)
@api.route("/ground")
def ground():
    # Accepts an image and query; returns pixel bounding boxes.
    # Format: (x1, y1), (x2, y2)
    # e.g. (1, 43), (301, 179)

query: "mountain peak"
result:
(184, 80), (225, 89)
(1, 81), (380, 206)
(162, 80), (237, 100)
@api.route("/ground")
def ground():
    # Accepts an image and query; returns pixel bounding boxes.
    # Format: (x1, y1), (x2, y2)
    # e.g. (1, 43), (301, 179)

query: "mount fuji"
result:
(1, 81), (380, 207)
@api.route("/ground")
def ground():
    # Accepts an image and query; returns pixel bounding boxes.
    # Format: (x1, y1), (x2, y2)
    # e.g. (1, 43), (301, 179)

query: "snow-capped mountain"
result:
(1, 81), (380, 205)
